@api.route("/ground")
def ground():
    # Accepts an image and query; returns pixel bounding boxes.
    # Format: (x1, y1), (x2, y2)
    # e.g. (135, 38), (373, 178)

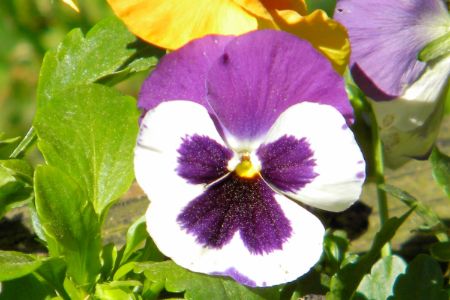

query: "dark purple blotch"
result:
(177, 173), (292, 255)
(257, 135), (317, 193)
(176, 135), (233, 185)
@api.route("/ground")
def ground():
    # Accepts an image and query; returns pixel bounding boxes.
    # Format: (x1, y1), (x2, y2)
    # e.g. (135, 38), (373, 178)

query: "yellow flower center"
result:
(235, 153), (259, 179)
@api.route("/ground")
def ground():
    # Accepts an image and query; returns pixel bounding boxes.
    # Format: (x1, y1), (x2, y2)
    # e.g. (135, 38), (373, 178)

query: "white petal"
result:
(146, 193), (324, 287)
(263, 102), (366, 212)
(134, 100), (227, 205)
(370, 55), (450, 167)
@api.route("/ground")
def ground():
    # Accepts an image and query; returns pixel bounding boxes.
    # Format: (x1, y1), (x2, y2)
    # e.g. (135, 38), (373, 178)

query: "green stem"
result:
(9, 127), (37, 159)
(369, 109), (392, 257)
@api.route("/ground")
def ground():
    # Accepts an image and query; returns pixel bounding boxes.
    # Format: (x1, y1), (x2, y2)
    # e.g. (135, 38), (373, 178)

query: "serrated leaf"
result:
(327, 209), (413, 300)
(34, 84), (139, 216)
(135, 261), (280, 300)
(355, 255), (407, 300)
(388, 254), (447, 300)
(37, 16), (140, 105)
(430, 147), (450, 198)
(34, 166), (101, 288)
(430, 242), (450, 261)
(0, 251), (42, 282)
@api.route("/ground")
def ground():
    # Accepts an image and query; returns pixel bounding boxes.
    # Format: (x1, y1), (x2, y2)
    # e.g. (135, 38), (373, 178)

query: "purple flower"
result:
(335, 0), (450, 167)
(134, 30), (365, 287)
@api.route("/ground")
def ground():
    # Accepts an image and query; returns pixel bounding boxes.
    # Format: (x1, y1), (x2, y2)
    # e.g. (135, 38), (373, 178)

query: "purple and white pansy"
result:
(335, 0), (450, 167)
(134, 30), (366, 287)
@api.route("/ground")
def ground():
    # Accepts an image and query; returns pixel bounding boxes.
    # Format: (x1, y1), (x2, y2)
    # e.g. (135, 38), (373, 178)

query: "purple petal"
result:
(212, 268), (256, 287)
(257, 135), (317, 193)
(138, 35), (234, 112)
(177, 173), (292, 255)
(335, 0), (449, 100)
(176, 134), (233, 185)
(206, 30), (353, 142)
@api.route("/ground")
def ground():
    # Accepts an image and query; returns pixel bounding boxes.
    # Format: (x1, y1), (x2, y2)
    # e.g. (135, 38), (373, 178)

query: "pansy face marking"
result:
(135, 30), (366, 287)
(175, 133), (318, 255)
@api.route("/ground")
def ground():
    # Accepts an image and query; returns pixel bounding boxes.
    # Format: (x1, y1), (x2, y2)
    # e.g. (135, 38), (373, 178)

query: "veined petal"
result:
(107, 0), (256, 49)
(335, 0), (450, 100)
(134, 101), (229, 204)
(146, 191), (324, 287)
(261, 102), (365, 212)
(272, 9), (350, 74)
(139, 35), (233, 113)
(206, 30), (353, 150)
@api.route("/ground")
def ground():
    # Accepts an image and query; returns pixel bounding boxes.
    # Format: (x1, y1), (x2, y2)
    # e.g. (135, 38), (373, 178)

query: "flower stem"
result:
(9, 127), (37, 159)
(370, 110), (392, 257)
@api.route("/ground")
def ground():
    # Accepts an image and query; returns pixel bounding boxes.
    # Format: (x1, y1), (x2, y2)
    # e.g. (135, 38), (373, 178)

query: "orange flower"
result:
(107, 0), (349, 73)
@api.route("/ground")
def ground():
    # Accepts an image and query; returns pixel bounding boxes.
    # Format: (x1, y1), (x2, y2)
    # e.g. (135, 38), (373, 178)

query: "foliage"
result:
(0, 0), (449, 299)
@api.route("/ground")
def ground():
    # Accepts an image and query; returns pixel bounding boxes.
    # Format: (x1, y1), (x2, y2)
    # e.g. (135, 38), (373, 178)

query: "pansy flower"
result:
(107, 0), (350, 73)
(335, 0), (450, 167)
(134, 30), (366, 287)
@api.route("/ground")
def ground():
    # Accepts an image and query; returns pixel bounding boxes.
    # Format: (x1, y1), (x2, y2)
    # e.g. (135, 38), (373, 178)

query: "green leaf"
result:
(382, 184), (448, 234)
(135, 261), (280, 300)
(34, 257), (68, 299)
(327, 209), (413, 300)
(430, 241), (450, 261)
(388, 254), (447, 300)
(138, 237), (165, 263)
(113, 262), (136, 281)
(34, 166), (101, 289)
(0, 134), (21, 147)
(8, 128), (37, 159)
(305, 0), (337, 16)
(34, 84), (139, 216)
(418, 31), (450, 62)
(95, 282), (139, 300)
(430, 147), (450, 198)
(0, 251), (42, 282)
(0, 274), (54, 300)
(97, 40), (164, 86)
(323, 230), (349, 273)
(63, 277), (89, 300)
(101, 243), (118, 280)
(120, 216), (148, 266)
(0, 134), (21, 158)
(355, 255), (407, 300)
(0, 159), (33, 217)
(37, 16), (153, 105)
